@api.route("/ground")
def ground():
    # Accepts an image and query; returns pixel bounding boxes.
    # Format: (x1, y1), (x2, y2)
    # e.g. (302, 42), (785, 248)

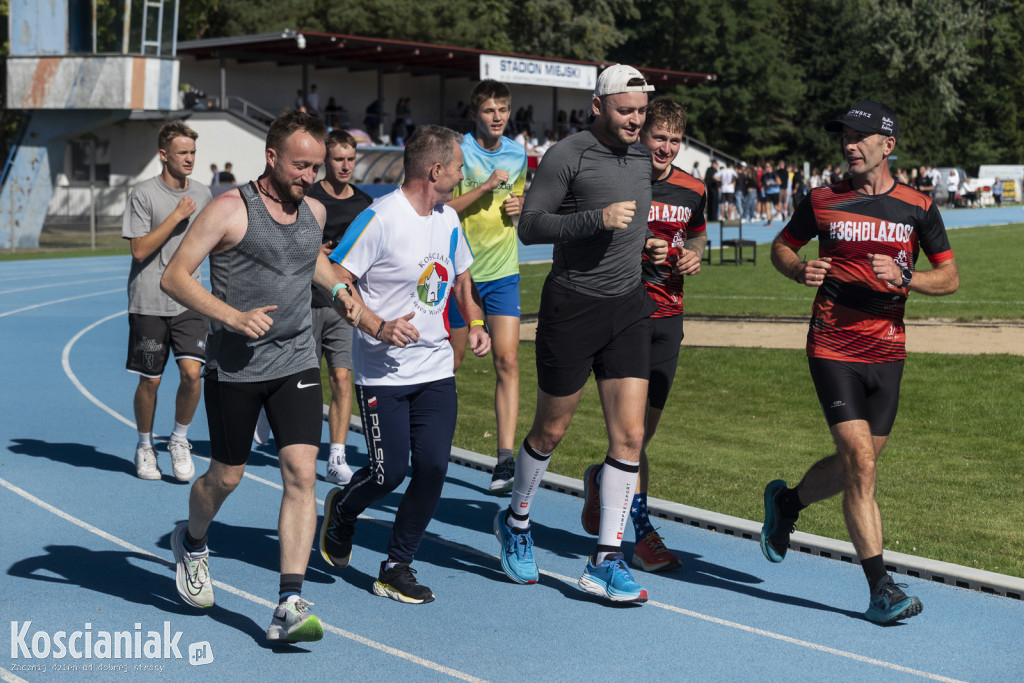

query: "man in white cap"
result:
(492, 64), (667, 604)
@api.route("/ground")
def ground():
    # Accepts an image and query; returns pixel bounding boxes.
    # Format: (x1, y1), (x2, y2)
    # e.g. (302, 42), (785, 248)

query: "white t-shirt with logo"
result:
(716, 167), (737, 193)
(329, 187), (473, 386)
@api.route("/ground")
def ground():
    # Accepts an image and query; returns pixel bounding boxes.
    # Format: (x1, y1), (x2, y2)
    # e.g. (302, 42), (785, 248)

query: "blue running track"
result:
(2, 240), (1024, 681)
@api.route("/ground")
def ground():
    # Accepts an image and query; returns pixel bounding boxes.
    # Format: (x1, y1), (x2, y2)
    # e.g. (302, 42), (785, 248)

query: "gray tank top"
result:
(205, 181), (321, 382)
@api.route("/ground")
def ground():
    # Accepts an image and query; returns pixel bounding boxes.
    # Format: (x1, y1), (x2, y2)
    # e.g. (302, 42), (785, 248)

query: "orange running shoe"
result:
(631, 530), (682, 573)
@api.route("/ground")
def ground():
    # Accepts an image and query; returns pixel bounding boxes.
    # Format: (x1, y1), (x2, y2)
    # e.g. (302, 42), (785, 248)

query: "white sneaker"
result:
(168, 438), (195, 482)
(326, 452), (353, 485)
(134, 444), (161, 480)
(253, 408), (271, 445)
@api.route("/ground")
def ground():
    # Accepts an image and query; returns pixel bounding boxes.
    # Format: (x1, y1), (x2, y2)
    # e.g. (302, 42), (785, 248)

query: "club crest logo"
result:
(416, 262), (450, 307)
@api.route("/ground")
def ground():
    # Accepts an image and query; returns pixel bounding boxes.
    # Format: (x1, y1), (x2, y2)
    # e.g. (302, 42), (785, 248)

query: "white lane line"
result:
(58, 309), (965, 682)
(0, 288), (123, 319)
(0, 276), (124, 295)
(62, 311), (135, 429)
(0, 476), (488, 683)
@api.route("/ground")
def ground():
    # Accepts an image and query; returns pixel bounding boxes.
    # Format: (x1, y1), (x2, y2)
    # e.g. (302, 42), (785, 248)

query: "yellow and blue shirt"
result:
(452, 132), (527, 283)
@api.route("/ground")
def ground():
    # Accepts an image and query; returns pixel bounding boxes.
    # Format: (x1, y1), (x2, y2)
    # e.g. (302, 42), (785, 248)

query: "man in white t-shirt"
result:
(319, 125), (491, 604)
(715, 162), (738, 220)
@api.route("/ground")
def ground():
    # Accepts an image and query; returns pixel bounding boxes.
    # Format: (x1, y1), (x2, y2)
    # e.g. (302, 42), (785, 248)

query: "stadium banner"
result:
(480, 55), (597, 91)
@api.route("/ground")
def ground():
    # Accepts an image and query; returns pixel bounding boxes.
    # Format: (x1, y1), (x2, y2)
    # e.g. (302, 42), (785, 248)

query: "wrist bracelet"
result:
(330, 282), (350, 303)
(375, 320), (385, 340)
(469, 319), (485, 328)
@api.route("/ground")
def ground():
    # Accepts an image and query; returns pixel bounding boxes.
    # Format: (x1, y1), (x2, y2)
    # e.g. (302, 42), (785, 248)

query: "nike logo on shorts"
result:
(297, 381), (318, 389)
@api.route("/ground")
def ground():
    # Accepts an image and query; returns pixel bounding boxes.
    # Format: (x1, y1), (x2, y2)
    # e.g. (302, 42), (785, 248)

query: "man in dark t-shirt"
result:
(761, 100), (959, 625)
(304, 130), (372, 485)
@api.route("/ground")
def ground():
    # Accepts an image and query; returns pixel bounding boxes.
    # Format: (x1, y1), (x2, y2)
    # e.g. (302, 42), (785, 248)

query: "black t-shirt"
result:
(306, 182), (374, 308)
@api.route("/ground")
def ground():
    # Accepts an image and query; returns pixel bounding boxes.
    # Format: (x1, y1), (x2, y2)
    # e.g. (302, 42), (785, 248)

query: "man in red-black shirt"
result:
(580, 97), (706, 573)
(760, 100), (959, 624)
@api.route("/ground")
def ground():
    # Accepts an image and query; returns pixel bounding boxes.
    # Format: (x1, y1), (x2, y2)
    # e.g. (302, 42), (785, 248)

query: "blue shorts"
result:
(448, 274), (521, 328)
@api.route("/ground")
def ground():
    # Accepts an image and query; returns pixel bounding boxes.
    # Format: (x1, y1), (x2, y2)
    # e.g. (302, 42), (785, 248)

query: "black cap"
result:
(825, 100), (899, 141)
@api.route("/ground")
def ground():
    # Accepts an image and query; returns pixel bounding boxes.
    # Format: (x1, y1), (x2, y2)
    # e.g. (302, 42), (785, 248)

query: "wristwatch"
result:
(899, 267), (913, 288)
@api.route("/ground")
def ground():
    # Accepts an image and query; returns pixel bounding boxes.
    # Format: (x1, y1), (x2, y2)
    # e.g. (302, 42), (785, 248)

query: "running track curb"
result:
(339, 412), (1024, 600)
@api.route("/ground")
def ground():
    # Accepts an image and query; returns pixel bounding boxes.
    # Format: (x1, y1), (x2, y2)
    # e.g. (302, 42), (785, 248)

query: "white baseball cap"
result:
(594, 64), (655, 97)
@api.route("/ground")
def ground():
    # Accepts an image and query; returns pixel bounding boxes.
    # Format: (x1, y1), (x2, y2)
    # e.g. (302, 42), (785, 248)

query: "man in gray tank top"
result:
(161, 111), (361, 644)
(494, 65), (669, 604)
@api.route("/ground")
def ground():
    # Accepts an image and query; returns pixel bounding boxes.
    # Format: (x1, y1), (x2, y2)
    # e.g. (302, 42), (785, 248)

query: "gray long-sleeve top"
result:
(518, 130), (653, 298)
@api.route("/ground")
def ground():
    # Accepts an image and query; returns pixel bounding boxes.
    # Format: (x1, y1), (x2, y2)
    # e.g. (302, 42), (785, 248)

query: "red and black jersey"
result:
(642, 166), (707, 318)
(780, 180), (954, 363)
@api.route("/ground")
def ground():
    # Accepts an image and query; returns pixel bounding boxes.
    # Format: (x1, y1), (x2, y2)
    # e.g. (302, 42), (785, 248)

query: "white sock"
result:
(170, 422), (189, 441)
(329, 443), (345, 459)
(595, 457), (639, 564)
(137, 432), (153, 448)
(508, 440), (552, 529)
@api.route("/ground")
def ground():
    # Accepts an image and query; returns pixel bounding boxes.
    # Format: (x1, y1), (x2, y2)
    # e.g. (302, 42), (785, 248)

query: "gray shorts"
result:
(312, 305), (353, 370)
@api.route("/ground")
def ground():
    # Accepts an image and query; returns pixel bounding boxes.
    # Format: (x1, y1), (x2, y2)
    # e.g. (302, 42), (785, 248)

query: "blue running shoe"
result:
(493, 509), (538, 584)
(864, 575), (923, 624)
(578, 554), (648, 603)
(761, 479), (797, 563)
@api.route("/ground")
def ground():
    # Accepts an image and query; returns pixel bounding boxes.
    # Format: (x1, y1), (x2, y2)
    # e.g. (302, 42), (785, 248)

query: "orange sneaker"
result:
(631, 530), (682, 573)
(580, 464), (601, 535)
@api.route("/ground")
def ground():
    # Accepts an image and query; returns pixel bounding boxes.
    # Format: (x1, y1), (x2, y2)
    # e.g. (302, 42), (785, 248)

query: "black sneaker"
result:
(319, 487), (356, 568)
(488, 458), (516, 494)
(372, 561), (435, 604)
(864, 575), (923, 624)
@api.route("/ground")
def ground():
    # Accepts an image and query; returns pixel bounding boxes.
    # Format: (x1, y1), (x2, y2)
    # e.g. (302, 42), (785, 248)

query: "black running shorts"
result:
(807, 357), (904, 436)
(648, 314), (684, 410)
(126, 310), (207, 378)
(535, 280), (655, 397)
(205, 367), (323, 466)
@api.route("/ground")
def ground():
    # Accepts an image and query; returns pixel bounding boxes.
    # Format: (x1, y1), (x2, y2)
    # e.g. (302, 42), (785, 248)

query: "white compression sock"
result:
(508, 440), (552, 529)
(595, 456), (639, 564)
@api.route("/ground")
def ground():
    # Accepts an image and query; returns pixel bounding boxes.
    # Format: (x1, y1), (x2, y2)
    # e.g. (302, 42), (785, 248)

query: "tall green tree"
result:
(613, 0), (805, 161)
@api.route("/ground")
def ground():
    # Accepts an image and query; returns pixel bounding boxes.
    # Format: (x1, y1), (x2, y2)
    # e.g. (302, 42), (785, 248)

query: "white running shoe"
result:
(326, 452), (353, 485)
(171, 521), (214, 608)
(253, 408), (271, 445)
(134, 444), (161, 480)
(168, 438), (195, 482)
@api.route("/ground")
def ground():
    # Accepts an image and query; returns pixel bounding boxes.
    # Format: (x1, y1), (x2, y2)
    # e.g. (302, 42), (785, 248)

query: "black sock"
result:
(779, 486), (806, 518)
(184, 528), (207, 551)
(861, 555), (887, 588)
(279, 573), (304, 602)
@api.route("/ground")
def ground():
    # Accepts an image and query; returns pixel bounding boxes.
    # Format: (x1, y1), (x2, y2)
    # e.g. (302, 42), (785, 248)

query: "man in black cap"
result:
(758, 100), (960, 624)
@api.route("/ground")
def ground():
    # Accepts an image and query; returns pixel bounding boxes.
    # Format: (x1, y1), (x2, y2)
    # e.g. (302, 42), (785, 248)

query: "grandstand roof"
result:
(177, 31), (716, 88)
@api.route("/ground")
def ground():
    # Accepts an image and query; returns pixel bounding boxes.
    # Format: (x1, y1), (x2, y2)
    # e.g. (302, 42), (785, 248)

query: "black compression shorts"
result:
(648, 314), (684, 410)
(205, 366), (323, 466)
(807, 357), (904, 436)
